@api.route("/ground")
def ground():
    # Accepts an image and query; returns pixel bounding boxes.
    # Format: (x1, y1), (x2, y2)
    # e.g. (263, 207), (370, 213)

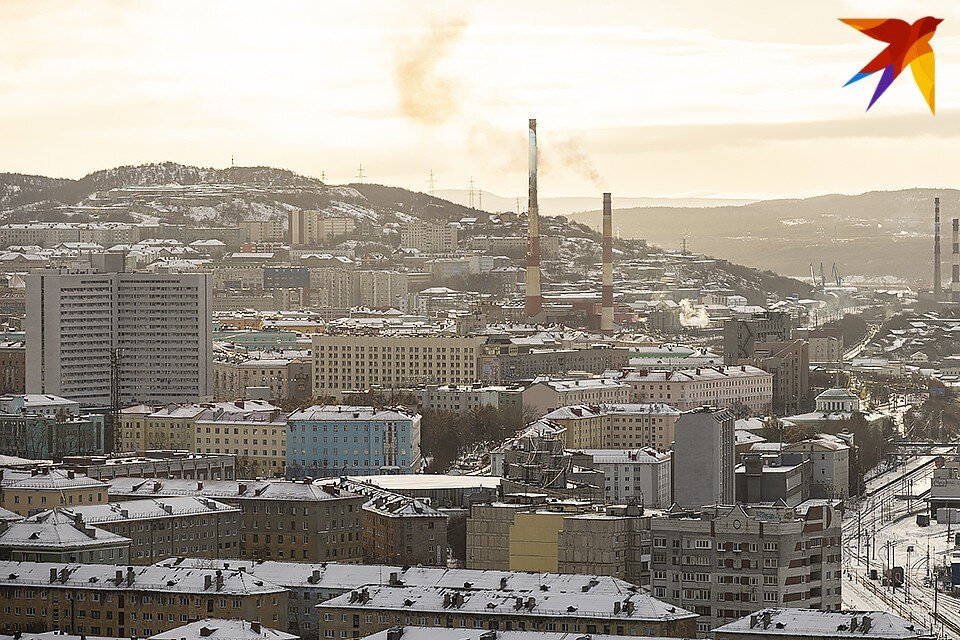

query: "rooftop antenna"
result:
(428, 169), (436, 197)
(356, 163), (365, 182)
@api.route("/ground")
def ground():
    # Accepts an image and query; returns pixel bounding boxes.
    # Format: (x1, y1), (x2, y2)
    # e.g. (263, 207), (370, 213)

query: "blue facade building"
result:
(286, 405), (421, 478)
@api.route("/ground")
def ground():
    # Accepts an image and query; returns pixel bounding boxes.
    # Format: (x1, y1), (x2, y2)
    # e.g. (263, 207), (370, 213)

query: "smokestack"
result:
(601, 192), (614, 334)
(525, 118), (542, 319)
(953, 218), (959, 303)
(935, 196), (942, 302)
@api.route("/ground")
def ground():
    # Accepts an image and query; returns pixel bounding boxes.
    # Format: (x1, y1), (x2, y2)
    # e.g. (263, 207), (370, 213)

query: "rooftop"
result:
(319, 584), (696, 622)
(150, 619), (297, 640)
(106, 477), (362, 503)
(712, 608), (922, 639)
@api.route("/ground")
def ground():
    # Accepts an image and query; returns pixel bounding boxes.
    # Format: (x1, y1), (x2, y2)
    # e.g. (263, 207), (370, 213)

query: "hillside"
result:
(0, 162), (812, 301)
(569, 188), (952, 282)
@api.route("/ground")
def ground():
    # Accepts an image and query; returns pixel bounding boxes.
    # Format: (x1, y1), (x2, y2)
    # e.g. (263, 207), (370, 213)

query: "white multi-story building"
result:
(580, 448), (672, 507)
(618, 365), (773, 414)
(25, 264), (212, 407)
(399, 220), (458, 252)
(673, 408), (735, 510)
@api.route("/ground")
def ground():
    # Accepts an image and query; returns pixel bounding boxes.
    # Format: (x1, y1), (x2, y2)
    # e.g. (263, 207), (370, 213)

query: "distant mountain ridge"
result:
(570, 187), (952, 282)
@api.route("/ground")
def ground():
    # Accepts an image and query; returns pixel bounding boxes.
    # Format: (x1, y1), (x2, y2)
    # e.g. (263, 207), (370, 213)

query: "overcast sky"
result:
(2, 0), (960, 199)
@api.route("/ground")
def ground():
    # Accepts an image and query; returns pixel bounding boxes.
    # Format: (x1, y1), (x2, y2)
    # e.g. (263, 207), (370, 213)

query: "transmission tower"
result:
(356, 163), (365, 182)
(468, 177), (476, 209)
(428, 169), (436, 197)
(478, 185), (483, 210)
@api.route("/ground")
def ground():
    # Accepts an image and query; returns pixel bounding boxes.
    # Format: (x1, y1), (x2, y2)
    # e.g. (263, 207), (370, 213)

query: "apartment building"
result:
(318, 584), (696, 639)
(522, 378), (631, 417)
(157, 559), (658, 640)
(399, 220), (458, 252)
(0, 561), (287, 637)
(0, 509), (130, 564)
(353, 270), (412, 310)
(542, 404), (681, 452)
(0, 342), (24, 394)
(240, 219), (284, 243)
(58, 496), (241, 563)
(0, 394), (105, 459)
(0, 222), (139, 248)
(481, 346), (631, 383)
(286, 406), (421, 477)
(106, 477), (365, 563)
(649, 503), (843, 634)
(64, 450), (236, 481)
(0, 469), (109, 516)
(722, 312), (793, 365)
(580, 448), (672, 507)
(673, 409), (735, 510)
(213, 353), (313, 402)
(805, 327), (844, 363)
(619, 366), (773, 415)
(744, 340), (809, 415)
(415, 384), (524, 420)
(312, 334), (484, 398)
(120, 404), (205, 452)
(288, 210), (357, 246)
(25, 265), (212, 407)
(194, 403), (288, 478)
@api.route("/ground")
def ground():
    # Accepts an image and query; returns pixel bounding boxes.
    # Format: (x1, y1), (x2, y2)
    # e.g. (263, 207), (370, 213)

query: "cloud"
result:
(393, 16), (468, 125)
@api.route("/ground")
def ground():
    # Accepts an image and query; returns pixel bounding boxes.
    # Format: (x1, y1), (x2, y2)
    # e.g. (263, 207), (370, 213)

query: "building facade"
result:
(620, 366), (773, 415)
(25, 265), (213, 407)
(673, 409), (735, 509)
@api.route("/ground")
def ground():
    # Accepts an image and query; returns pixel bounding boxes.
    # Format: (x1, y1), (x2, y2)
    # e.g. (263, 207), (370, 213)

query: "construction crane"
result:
(832, 263), (843, 287)
(810, 263), (818, 289)
(819, 262), (827, 289)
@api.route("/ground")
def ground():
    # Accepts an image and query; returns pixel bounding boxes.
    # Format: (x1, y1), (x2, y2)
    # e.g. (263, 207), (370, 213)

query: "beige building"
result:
(399, 220), (458, 253)
(240, 220), (284, 243)
(0, 469), (108, 516)
(120, 404), (205, 452)
(650, 503), (842, 634)
(542, 403), (681, 451)
(521, 378), (631, 417)
(0, 560), (287, 637)
(193, 403), (288, 478)
(312, 333), (484, 398)
(212, 356), (312, 404)
(60, 496), (241, 564)
(107, 477), (366, 563)
(289, 210), (356, 246)
(619, 365), (773, 415)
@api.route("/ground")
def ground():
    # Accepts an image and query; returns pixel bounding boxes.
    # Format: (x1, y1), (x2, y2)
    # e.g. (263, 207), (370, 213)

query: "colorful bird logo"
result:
(841, 17), (942, 114)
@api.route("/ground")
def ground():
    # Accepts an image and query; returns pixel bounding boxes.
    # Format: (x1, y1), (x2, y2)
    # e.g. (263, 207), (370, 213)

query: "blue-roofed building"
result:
(286, 405), (421, 478)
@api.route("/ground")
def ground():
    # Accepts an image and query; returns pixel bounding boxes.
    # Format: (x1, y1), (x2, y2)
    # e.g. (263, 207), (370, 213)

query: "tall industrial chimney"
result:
(525, 118), (542, 319)
(601, 192), (614, 334)
(952, 218), (959, 303)
(935, 196), (942, 302)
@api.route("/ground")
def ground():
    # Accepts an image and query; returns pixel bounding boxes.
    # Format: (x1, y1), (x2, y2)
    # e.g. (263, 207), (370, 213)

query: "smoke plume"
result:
(394, 17), (467, 125)
(555, 135), (604, 188)
(678, 299), (710, 328)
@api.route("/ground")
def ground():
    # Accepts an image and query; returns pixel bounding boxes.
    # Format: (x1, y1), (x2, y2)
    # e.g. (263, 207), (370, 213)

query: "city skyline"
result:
(3, 0), (960, 199)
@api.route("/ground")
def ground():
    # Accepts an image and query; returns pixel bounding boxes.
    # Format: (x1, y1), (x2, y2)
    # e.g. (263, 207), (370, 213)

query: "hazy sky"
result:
(3, 0), (960, 199)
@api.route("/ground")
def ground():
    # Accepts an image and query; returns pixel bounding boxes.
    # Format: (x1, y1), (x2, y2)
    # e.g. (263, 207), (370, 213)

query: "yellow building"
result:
(1, 469), (108, 516)
(193, 402), (287, 477)
(543, 403), (682, 452)
(312, 333), (485, 399)
(508, 511), (566, 572)
(120, 404), (204, 452)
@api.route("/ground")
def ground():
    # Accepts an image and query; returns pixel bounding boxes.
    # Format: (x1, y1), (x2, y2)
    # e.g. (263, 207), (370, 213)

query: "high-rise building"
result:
(722, 311), (793, 365)
(673, 408), (735, 509)
(26, 264), (212, 407)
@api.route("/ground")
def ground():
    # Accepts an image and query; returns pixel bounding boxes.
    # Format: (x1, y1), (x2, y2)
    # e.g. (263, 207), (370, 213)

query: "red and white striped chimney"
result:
(525, 118), (542, 319)
(601, 192), (614, 333)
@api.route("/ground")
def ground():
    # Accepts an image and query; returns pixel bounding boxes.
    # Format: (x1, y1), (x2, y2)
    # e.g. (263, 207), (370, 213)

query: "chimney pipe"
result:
(952, 218), (959, 303)
(935, 196), (942, 302)
(601, 192), (614, 334)
(525, 117), (542, 319)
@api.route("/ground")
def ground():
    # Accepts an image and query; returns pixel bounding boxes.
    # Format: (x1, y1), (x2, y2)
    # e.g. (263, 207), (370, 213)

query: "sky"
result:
(2, 0), (960, 199)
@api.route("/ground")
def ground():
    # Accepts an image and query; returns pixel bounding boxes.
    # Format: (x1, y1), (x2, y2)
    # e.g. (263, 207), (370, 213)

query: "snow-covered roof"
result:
(712, 608), (920, 638)
(53, 497), (239, 524)
(319, 584), (696, 623)
(150, 619), (296, 640)
(0, 510), (129, 551)
(0, 560), (284, 595)
(106, 477), (362, 503)
(288, 405), (417, 422)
